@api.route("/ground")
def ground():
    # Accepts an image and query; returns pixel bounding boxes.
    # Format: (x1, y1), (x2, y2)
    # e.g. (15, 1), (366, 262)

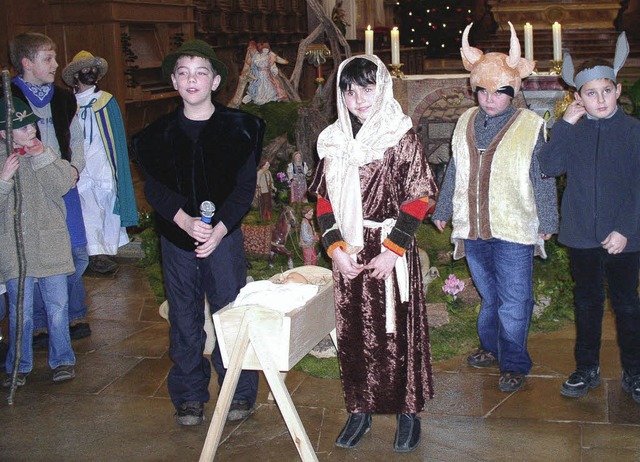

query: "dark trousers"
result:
(569, 247), (640, 373)
(161, 230), (258, 409)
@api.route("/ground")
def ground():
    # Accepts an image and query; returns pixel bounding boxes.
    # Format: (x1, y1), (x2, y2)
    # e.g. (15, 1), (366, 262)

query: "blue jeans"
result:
(569, 247), (640, 373)
(465, 238), (535, 374)
(33, 245), (89, 331)
(5, 275), (75, 373)
(161, 230), (258, 409)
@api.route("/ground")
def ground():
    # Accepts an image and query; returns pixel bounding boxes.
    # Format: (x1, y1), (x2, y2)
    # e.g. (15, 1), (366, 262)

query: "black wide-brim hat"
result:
(161, 39), (228, 87)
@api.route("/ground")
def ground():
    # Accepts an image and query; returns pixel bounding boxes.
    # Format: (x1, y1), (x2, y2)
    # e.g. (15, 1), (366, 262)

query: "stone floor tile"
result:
(140, 298), (164, 322)
(285, 373), (346, 410)
(606, 376), (640, 424)
(582, 422), (640, 451)
(425, 371), (507, 417)
(582, 448), (640, 461)
(214, 403), (325, 461)
(419, 414), (582, 461)
(0, 393), (204, 462)
(431, 355), (464, 373)
(102, 356), (172, 397)
(489, 375), (608, 423)
(88, 295), (156, 322)
(96, 322), (169, 358)
(13, 351), (142, 395)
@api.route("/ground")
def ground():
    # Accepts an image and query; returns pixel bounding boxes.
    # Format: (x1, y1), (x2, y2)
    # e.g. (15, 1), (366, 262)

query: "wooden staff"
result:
(2, 69), (26, 405)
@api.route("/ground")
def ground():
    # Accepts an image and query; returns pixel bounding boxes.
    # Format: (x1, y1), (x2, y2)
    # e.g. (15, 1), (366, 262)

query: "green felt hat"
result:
(161, 39), (228, 87)
(0, 97), (39, 130)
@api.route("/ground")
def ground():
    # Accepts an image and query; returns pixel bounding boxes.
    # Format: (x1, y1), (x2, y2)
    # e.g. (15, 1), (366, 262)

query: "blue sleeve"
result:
(538, 119), (573, 177)
(431, 158), (456, 223)
(530, 130), (559, 234)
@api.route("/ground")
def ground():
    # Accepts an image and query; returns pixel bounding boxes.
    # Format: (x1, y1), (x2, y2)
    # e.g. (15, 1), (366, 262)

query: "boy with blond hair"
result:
(9, 32), (90, 343)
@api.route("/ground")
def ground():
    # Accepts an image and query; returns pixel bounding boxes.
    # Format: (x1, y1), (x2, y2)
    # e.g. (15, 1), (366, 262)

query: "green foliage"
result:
(240, 101), (307, 145)
(530, 238), (575, 332)
(136, 214), (165, 304)
(621, 79), (640, 118)
(429, 303), (480, 361)
(293, 356), (340, 379)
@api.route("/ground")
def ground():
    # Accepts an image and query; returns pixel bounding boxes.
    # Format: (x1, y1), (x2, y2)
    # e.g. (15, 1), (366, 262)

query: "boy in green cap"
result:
(0, 96), (77, 386)
(133, 40), (265, 426)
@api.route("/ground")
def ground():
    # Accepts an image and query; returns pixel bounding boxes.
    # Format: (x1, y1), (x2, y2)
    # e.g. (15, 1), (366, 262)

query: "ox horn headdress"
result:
(461, 21), (535, 96)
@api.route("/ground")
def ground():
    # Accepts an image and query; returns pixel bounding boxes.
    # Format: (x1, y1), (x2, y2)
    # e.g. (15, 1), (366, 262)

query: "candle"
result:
(552, 22), (562, 61)
(391, 27), (400, 65)
(365, 25), (374, 56)
(524, 23), (534, 61)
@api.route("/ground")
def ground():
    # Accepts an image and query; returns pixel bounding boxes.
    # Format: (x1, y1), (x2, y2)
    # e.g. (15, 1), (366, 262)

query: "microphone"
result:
(200, 201), (216, 224)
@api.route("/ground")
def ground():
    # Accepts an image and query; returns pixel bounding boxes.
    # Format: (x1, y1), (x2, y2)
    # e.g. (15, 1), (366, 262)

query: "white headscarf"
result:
(317, 55), (412, 254)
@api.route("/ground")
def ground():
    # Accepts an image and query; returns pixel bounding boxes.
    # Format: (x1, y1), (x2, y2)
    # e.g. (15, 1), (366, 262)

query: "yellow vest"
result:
(451, 107), (543, 255)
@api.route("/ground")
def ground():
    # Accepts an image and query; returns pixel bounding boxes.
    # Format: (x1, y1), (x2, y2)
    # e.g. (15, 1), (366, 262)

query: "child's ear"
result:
(574, 90), (582, 103)
(20, 57), (32, 73)
(616, 82), (622, 99)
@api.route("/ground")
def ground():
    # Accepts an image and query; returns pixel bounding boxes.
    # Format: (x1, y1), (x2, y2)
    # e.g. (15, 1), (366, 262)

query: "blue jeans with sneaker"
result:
(569, 247), (640, 374)
(465, 238), (535, 375)
(5, 275), (76, 374)
(33, 245), (89, 331)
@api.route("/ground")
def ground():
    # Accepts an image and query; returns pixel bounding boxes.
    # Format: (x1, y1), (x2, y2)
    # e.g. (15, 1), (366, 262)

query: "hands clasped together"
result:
(332, 246), (399, 280)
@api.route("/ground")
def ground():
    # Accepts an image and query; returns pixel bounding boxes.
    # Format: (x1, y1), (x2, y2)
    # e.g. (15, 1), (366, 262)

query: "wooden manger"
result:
(201, 266), (336, 462)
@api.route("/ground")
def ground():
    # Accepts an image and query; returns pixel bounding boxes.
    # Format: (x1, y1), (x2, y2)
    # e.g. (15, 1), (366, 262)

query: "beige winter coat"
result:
(0, 145), (75, 281)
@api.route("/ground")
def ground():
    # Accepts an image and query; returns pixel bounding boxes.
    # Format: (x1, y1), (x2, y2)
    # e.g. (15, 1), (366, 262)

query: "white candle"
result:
(552, 22), (562, 61)
(365, 25), (374, 56)
(391, 27), (400, 65)
(524, 23), (534, 61)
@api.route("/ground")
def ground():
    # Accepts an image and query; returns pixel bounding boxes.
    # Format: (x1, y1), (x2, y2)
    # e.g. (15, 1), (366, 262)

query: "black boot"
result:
(394, 413), (420, 452)
(335, 412), (372, 449)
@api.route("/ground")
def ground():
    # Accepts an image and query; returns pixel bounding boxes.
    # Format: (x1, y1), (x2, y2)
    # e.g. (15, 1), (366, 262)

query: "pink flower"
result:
(442, 274), (465, 300)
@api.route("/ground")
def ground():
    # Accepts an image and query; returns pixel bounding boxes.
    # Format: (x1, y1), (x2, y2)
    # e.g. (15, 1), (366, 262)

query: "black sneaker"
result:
(2, 373), (27, 388)
(621, 370), (640, 404)
(467, 349), (498, 368)
(335, 413), (372, 449)
(394, 413), (420, 453)
(52, 365), (75, 383)
(227, 399), (254, 421)
(69, 322), (91, 340)
(175, 401), (205, 426)
(499, 372), (526, 392)
(89, 255), (119, 274)
(560, 367), (600, 398)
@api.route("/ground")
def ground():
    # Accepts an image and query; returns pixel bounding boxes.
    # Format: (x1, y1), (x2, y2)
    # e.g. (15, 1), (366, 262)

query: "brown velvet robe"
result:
(310, 130), (436, 414)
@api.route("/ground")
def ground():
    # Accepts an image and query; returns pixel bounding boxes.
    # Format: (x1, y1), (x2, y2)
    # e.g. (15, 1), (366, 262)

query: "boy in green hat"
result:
(0, 96), (77, 386)
(133, 40), (265, 426)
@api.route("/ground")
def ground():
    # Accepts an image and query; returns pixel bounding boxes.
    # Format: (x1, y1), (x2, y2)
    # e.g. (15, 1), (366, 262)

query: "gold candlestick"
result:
(388, 63), (405, 79)
(550, 60), (563, 76)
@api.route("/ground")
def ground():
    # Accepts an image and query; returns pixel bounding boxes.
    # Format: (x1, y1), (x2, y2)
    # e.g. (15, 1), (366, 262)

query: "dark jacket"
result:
(132, 103), (265, 250)
(539, 108), (640, 251)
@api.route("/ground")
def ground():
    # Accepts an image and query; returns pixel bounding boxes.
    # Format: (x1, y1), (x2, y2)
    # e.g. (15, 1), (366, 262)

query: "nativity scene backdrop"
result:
(3, 0), (640, 330)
